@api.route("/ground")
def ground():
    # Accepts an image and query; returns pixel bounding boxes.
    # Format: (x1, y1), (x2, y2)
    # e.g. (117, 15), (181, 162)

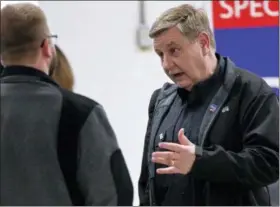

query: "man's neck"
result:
(200, 52), (218, 82)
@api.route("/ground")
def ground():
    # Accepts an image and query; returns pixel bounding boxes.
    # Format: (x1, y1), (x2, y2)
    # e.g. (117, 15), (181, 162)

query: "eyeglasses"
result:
(40, 34), (58, 47)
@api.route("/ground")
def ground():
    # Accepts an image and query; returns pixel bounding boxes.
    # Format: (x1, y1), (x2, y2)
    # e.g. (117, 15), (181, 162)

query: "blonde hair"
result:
(149, 4), (216, 49)
(1, 3), (49, 62)
(51, 45), (74, 91)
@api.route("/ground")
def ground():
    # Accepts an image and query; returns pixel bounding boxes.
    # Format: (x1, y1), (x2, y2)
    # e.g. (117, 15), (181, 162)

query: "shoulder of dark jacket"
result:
(59, 88), (102, 128)
(231, 67), (277, 124)
(234, 67), (275, 97)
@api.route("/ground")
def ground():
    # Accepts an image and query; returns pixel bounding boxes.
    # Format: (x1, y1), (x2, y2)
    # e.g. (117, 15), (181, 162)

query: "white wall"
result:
(38, 1), (210, 205)
(1, 0), (38, 8)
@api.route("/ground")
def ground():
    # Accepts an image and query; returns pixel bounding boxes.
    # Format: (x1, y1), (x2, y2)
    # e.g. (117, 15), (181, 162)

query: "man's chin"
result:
(176, 81), (192, 91)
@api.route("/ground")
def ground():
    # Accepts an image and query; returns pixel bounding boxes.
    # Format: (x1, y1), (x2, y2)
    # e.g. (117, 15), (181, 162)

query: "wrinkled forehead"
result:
(153, 27), (186, 50)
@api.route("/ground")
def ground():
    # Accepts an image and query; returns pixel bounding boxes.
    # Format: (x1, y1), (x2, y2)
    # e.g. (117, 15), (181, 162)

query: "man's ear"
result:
(198, 32), (210, 56)
(41, 39), (52, 58)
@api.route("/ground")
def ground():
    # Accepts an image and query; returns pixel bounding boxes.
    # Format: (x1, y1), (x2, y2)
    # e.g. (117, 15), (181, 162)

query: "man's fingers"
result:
(156, 166), (180, 174)
(178, 128), (192, 145)
(151, 157), (169, 166)
(152, 151), (180, 160)
(158, 142), (184, 152)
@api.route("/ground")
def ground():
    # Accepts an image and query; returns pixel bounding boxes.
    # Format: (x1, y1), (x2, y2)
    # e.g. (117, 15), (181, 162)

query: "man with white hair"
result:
(138, 4), (279, 206)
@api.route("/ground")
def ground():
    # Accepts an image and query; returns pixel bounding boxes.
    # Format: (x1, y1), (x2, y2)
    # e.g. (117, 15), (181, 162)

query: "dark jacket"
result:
(138, 56), (279, 206)
(0, 66), (133, 206)
(0, 63), (4, 75)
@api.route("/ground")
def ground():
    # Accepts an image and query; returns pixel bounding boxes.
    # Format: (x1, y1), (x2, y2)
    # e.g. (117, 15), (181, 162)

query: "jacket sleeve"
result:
(138, 89), (160, 206)
(191, 92), (279, 188)
(76, 105), (133, 206)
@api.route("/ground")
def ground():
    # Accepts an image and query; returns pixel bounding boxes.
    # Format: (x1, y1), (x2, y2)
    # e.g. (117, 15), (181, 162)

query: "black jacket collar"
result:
(1, 65), (59, 87)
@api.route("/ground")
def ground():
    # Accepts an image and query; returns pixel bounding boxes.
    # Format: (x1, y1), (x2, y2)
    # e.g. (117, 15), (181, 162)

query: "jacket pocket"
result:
(204, 182), (245, 206)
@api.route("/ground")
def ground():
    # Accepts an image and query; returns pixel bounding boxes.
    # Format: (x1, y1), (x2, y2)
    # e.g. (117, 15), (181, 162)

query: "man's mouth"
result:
(173, 72), (184, 78)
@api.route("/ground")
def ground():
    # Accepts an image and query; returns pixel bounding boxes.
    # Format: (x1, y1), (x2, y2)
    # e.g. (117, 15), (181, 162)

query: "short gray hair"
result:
(149, 4), (216, 49)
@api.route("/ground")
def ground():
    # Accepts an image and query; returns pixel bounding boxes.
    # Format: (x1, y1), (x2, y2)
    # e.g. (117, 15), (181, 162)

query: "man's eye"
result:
(170, 48), (180, 55)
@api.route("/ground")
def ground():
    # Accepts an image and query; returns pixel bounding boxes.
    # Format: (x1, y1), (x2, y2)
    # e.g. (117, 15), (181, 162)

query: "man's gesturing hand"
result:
(152, 128), (196, 175)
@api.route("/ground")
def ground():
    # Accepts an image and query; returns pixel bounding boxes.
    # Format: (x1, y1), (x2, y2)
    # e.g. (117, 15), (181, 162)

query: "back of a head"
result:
(1, 3), (49, 63)
(51, 45), (75, 91)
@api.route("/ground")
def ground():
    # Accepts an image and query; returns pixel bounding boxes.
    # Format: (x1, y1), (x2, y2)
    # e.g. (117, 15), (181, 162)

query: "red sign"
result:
(213, 0), (279, 29)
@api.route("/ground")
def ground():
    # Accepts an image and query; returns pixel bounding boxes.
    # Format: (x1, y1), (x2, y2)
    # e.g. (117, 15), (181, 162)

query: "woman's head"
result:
(51, 45), (74, 91)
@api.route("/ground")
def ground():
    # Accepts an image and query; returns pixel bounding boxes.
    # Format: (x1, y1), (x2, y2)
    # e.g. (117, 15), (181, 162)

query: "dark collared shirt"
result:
(154, 55), (226, 205)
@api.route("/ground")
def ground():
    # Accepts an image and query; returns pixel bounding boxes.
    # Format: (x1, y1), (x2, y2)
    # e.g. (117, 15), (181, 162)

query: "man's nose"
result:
(162, 56), (174, 71)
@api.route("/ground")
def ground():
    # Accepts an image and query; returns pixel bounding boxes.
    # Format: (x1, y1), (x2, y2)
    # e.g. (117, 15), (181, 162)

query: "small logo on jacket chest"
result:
(209, 104), (217, 112)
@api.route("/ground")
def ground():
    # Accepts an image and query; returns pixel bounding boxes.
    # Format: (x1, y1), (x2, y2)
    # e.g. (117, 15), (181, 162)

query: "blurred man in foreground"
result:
(138, 4), (279, 206)
(0, 3), (133, 206)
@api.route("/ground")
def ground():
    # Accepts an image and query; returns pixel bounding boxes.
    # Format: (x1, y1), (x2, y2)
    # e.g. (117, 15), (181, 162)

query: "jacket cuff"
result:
(191, 145), (204, 175)
(195, 145), (203, 157)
